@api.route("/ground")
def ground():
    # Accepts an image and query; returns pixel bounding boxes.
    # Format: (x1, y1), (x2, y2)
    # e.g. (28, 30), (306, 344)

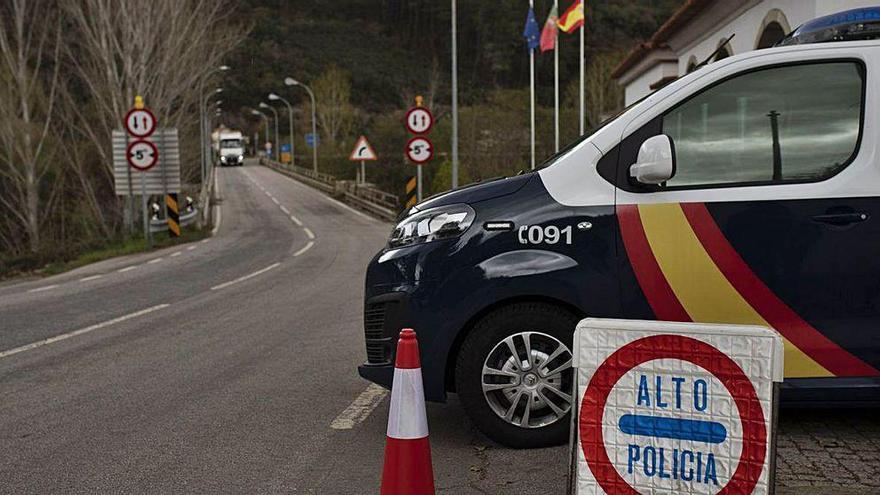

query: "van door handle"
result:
(811, 212), (869, 226)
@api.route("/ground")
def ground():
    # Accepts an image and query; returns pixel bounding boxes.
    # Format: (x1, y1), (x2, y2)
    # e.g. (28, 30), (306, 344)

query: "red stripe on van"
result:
(617, 204), (691, 322)
(681, 202), (879, 377)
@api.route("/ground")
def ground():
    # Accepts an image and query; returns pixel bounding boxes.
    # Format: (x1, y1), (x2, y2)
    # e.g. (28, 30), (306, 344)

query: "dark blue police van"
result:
(360, 8), (880, 448)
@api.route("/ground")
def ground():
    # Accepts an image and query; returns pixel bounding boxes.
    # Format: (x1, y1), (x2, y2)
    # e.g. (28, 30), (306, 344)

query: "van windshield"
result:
(537, 92), (652, 169)
(221, 139), (241, 148)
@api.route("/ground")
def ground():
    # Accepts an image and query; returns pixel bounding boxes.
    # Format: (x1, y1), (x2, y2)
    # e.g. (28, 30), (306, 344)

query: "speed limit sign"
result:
(126, 139), (158, 171)
(405, 136), (433, 164)
(125, 108), (157, 138)
(405, 107), (433, 135)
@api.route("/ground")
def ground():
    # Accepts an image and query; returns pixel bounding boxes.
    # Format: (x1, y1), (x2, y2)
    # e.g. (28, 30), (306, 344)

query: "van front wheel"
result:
(455, 303), (578, 448)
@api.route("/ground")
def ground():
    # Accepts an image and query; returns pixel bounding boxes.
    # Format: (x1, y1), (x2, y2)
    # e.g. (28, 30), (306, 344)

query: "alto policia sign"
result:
(571, 319), (783, 495)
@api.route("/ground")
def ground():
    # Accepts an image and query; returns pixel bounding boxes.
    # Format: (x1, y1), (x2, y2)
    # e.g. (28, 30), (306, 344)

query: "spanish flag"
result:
(558, 0), (584, 34)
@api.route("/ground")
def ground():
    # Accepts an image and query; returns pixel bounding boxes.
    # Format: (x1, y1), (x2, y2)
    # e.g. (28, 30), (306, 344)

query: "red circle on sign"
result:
(405, 106), (434, 135)
(124, 107), (157, 138)
(126, 139), (159, 172)
(579, 334), (766, 495)
(405, 136), (433, 164)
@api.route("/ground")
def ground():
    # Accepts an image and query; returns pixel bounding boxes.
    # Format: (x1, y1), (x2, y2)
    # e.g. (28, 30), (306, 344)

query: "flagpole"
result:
(553, 0), (559, 152)
(579, 0), (585, 135)
(529, 0), (536, 170)
(451, 0), (459, 189)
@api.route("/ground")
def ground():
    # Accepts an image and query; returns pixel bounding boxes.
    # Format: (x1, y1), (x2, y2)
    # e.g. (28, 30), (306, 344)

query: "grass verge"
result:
(1, 227), (211, 280)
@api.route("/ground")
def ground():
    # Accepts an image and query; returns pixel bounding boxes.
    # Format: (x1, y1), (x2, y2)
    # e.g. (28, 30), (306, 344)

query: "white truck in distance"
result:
(216, 130), (244, 166)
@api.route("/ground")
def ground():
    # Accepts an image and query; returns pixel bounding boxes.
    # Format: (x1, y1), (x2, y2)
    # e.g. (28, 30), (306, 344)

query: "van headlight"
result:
(238, 155), (244, 161)
(388, 204), (475, 249)
(220, 155), (227, 162)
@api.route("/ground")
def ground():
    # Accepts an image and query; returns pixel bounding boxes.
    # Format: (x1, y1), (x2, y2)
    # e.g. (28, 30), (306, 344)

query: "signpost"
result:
(404, 96), (434, 202)
(405, 106), (434, 135)
(571, 319), (783, 494)
(349, 135), (378, 185)
(125, 140), (158, 171)
(124, 107), (157, 138)
(115, 97), (182, 241)
(306, 132), (320, 149)
(124, 97), (159, 246)
(280, 143), (292, 164)
(405, 137), (433, 164)
(112, 129), (181, 195)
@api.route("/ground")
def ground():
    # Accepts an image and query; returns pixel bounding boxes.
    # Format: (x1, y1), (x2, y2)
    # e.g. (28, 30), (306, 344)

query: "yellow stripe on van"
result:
(637, 203), (832, 378)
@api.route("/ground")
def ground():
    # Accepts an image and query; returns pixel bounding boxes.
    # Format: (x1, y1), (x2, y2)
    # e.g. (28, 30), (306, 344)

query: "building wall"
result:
(620, 0), (878, 104)
(673, 0), (811, 76)
(624, 62), (678, 106)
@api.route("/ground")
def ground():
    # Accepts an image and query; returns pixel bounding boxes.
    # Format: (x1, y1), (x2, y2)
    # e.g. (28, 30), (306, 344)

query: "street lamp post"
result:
(198, 65), (230, 184)
(202, 88), (223, 173)
(259, 102), (279, 161)
(251, 109), (270, 155)
(284, 77), (318, 173)
(268, 93), (295, 167)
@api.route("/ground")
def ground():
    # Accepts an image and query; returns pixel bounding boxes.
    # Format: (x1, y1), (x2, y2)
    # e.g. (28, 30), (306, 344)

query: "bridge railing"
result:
(259, 157), (400, 221)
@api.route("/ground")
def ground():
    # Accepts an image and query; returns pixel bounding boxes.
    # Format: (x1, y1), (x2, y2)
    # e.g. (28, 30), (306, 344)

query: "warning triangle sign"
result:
(349, 135), (378, 161)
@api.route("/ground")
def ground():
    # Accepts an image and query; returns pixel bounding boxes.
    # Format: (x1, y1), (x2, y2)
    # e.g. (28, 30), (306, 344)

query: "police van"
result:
(359, 8), (880, 448)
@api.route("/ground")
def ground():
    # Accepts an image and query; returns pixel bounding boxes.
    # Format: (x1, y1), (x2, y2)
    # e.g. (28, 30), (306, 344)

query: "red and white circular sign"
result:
(126, 139), (159, 171)
(405, 136), (433, 164)
(124, 107), (157, 138)
(579, 334), (767, 495)
(405, 107), (433, 135)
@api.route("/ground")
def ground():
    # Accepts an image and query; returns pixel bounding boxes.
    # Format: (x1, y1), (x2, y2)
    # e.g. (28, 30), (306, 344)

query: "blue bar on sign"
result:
(618, 414), (727, 444)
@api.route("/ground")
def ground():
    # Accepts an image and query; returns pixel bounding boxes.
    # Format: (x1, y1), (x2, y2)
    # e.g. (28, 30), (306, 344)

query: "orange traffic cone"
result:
(380, 329), (435, 495)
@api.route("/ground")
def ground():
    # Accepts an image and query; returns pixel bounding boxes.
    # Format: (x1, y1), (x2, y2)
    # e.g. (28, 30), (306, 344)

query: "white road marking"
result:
(289, 215), (303, 226)
(293, 241), (314, 257)
(210, 262), (282, 291)
(212, 204), (221, 235)
(0, 304), (170, 360)
(147, 258), (163, 264)
(330, 384), (389, 430)
(79, 275), (103, 282)
(264, 191), (272, 197)
(170, 251), (182, 257)
(28, 284), (59, 293)
(271, 197), (280, 205)
(280, 205), (290, 214)
(117, 266), (137, 273)
(303, 228), (315, 240)
(260, 161), (376, 222)
(200, 238), (210, 244)
(187, 245), (196, 251)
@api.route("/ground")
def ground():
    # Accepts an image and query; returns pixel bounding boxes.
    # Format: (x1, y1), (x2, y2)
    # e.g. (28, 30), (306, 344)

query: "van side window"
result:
(662, 61), (863, 188)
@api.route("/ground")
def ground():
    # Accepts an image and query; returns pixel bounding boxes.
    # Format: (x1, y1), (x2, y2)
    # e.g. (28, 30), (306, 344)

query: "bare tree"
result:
(0, 0), (63, 253)
(60, 0), (246, 229)
(312, 65), (358, 144)
(584, 51), (625, 128)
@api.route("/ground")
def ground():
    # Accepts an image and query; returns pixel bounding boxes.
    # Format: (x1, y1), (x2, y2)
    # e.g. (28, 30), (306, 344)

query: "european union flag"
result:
(523, 7), (540, 53)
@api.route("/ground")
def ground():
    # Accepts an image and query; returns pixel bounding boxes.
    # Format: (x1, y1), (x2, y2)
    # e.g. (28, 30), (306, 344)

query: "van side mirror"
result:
(630, 135), (675, 185)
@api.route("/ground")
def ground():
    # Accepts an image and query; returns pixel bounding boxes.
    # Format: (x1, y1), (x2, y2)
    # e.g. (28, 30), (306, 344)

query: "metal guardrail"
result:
(338, 181), (398, 221)
(198, 165), (216, 228)
(260, 157), (336, 194)
(260, 157), (400, 221)
(150, 209), (199, 233)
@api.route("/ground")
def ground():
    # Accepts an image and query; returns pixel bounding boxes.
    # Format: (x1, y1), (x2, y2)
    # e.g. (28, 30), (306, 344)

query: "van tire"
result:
(455, 303), (579, 449)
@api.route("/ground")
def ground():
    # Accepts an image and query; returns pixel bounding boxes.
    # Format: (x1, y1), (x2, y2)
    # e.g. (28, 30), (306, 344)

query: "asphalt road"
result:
(1, 161), (878, 494)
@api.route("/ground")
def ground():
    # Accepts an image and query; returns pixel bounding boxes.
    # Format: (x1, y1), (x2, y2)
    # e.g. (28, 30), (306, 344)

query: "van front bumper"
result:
(356, 285), (452, 402)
